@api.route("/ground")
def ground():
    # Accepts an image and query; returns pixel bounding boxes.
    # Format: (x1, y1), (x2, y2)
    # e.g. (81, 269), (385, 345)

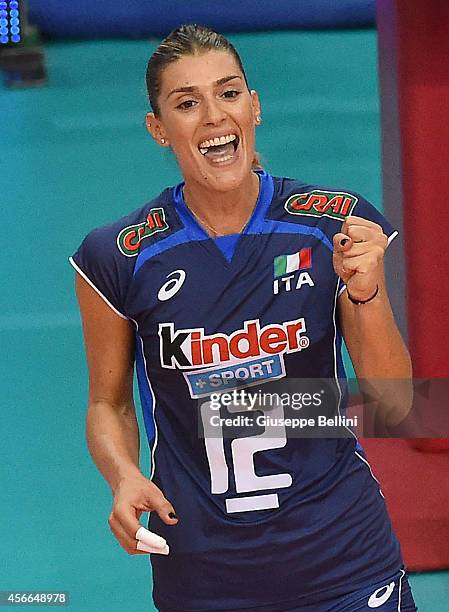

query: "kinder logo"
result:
(285, 190), (358, 221)
(184, 355), (285, 398)
(159, 318), (309, 370)
(117, 208), (168, 256)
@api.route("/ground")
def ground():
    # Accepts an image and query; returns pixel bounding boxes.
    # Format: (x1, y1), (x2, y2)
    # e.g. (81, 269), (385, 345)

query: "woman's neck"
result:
(183, 172), (260, 236)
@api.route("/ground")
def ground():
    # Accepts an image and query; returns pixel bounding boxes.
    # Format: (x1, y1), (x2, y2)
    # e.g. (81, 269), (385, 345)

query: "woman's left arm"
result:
(335, 216), (413, 427)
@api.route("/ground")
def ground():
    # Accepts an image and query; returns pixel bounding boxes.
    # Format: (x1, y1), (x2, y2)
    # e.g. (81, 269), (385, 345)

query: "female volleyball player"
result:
(71, 25), (417, 611)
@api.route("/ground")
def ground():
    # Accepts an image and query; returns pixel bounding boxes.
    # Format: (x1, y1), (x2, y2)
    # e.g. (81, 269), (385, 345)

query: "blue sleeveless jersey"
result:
(70, 171), (403, 611)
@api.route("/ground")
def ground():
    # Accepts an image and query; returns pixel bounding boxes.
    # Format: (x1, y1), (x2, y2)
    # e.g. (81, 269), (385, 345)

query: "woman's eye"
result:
(177, 100), (197, 110)
(222, 90), (241, 99)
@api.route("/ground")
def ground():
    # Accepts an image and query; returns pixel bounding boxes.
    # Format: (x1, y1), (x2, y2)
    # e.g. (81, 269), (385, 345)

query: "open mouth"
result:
(198, 133), (240, 164)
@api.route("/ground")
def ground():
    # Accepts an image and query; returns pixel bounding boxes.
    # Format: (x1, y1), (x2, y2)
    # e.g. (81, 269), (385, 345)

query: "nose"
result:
(202, 96), (226, 125)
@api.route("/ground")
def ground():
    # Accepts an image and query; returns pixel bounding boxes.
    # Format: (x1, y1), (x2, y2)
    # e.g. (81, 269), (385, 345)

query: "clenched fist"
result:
(333, 216), (389, 302)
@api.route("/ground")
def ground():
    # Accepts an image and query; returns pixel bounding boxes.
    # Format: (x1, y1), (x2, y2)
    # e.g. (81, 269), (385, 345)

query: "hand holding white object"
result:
(108, 473), (178, 555)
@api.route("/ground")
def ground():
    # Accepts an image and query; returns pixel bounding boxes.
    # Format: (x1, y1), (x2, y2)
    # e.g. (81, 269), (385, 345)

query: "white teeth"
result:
(211, 154), (233, 163)
(198, 133), (237, 150)
(200, 148), (208, 155)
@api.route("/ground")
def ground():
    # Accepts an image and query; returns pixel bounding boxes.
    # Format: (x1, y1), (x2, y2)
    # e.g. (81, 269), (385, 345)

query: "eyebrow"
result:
(166, 75), (243, 99)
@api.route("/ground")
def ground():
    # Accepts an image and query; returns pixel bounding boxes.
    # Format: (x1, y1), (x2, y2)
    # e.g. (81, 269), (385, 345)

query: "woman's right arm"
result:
(75, 273), (178, 555)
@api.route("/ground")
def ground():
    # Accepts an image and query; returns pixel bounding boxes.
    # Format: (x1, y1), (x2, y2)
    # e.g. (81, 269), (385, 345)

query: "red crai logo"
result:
(117, 207), (168, 256)
(159, 318), (310, 369)
(285, 190), (358, 221)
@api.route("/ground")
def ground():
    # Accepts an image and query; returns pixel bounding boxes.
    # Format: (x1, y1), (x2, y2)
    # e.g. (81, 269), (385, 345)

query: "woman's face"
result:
(147, 50), (261, 193)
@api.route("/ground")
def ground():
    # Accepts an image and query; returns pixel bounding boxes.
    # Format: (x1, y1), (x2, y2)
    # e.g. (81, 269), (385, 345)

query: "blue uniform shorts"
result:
(287, 569), (417, 611)
(158, 568), (417, 612)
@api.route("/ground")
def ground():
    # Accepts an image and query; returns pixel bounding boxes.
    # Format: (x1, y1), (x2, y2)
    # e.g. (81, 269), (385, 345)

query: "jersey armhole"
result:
(69, 256), (128, 320)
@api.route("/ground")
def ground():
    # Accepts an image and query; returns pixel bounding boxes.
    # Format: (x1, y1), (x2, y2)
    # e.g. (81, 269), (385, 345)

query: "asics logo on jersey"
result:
(117, 207), (169, 256)
(285, 190), (358, 221)
(158, 270), (186, 301)
(159, 318), (309, 369)
(367, 581), (395, 608)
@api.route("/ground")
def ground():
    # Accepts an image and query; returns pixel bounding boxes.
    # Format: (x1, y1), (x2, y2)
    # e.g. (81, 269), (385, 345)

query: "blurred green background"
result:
(1, 30), (447, 610)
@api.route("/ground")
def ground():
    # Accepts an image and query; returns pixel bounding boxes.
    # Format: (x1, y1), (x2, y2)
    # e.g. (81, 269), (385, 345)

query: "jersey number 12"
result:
(200, 400), (293, 513)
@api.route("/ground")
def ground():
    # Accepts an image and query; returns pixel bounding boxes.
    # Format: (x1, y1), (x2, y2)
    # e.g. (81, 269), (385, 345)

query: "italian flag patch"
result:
(274, 248), (312, 278)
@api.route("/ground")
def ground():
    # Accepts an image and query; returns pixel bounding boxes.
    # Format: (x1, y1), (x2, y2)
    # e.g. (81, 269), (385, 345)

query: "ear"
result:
(145, 112), (169, 147)
(250, 90), (262, 125)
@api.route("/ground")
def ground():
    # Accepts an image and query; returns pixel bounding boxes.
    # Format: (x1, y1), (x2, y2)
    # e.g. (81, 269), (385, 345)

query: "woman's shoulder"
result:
(272, 174), (365, 212)
(69, 186), (178, 317)
(81, 187), (173, 254)
(270, 175), (391, 232)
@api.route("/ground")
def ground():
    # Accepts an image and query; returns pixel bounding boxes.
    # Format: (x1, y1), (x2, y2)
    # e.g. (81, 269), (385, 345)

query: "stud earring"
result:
(256, 115), (262, 124)
(161, 138), (166, 144)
